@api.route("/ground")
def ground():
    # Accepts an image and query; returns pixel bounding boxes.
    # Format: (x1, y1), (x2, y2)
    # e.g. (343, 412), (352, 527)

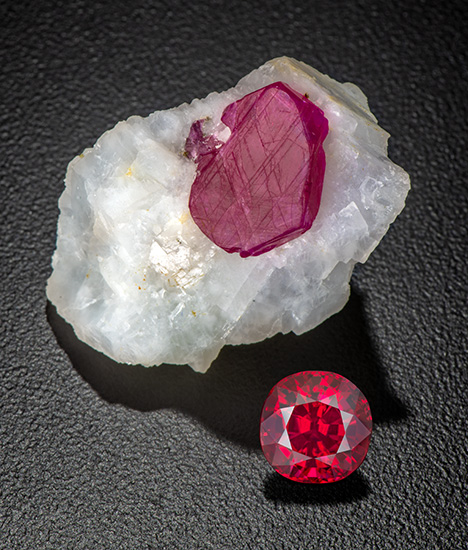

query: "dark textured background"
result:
(1, 0), (467, 548)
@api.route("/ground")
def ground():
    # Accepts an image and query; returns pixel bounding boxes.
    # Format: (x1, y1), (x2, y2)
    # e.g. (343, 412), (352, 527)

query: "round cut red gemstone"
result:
(260, 371), (372, 483)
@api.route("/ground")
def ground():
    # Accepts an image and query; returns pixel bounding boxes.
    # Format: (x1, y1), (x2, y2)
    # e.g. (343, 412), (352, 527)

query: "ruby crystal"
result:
(260, 371), (372, 483)
(187, 82), (329, 257)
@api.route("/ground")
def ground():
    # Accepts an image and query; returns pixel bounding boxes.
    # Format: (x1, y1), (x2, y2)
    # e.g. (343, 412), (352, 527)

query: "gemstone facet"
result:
(260, 371), (372, 483)
(188, 82), (329, 257)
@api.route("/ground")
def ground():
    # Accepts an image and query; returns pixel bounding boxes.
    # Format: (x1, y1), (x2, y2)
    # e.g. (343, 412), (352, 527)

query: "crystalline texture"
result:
(46, 57), (410, 372)
(188, 82), (328, 257)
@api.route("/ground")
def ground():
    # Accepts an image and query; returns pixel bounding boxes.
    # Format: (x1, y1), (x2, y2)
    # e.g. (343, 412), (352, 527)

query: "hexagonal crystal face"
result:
(260, 371), (372, 483)
(188, 82), (328, 257)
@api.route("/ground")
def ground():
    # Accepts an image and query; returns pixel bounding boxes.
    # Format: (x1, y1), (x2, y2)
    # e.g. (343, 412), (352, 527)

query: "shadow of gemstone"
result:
(46, 288), (407, 450)
(263, 470), (370, 505)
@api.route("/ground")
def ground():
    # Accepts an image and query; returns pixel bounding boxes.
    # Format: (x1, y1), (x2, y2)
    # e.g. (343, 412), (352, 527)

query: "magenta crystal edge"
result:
(187, 82), (329, 258)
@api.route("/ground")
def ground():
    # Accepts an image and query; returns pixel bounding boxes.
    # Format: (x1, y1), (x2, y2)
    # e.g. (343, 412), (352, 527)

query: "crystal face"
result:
(260, 371), (372, 483)
(188, 82), (329, 257)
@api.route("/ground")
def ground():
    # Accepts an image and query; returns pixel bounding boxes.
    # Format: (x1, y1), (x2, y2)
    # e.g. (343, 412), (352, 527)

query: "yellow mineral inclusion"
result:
(178, 212), (190, 224)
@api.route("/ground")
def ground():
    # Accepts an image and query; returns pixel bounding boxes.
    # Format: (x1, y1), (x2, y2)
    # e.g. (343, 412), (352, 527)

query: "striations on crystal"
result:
(188, 82), (329, 257)
(260, 371), (372, 483)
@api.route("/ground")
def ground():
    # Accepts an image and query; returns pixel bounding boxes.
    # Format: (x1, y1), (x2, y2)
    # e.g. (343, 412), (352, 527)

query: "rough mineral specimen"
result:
(47, 57), (410, 372)
(188, 82), (329, 257)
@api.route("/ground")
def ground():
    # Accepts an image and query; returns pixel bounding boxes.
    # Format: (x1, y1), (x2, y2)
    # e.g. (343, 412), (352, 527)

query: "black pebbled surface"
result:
(1, 0), (467, 548)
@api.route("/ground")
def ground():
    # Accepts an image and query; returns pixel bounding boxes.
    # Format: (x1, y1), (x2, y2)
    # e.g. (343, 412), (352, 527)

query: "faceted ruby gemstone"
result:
(260, 371), (372, 483)
(187, 82), (329, 257)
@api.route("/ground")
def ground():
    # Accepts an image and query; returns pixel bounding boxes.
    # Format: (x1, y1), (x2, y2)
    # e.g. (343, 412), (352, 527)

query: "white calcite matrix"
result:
(47, 57), (410, 372)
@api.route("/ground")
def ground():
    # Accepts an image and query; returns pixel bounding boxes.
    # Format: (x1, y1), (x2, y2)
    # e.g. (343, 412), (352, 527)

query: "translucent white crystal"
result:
(47, 57), (410, 372)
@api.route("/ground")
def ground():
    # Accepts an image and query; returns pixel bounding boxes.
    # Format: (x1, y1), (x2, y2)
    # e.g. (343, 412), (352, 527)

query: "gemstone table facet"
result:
(187, 82), (329, 257)
(260, 371), (372, 483)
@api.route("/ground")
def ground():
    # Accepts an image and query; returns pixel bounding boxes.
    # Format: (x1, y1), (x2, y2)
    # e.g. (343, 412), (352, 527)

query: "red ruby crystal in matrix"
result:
(260, 371), (372, 483)
(187, 82), (329, 257)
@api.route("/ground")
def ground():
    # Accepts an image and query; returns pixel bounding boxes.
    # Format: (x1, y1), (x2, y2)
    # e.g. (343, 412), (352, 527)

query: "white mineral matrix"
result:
(47, 57), (410, 372)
